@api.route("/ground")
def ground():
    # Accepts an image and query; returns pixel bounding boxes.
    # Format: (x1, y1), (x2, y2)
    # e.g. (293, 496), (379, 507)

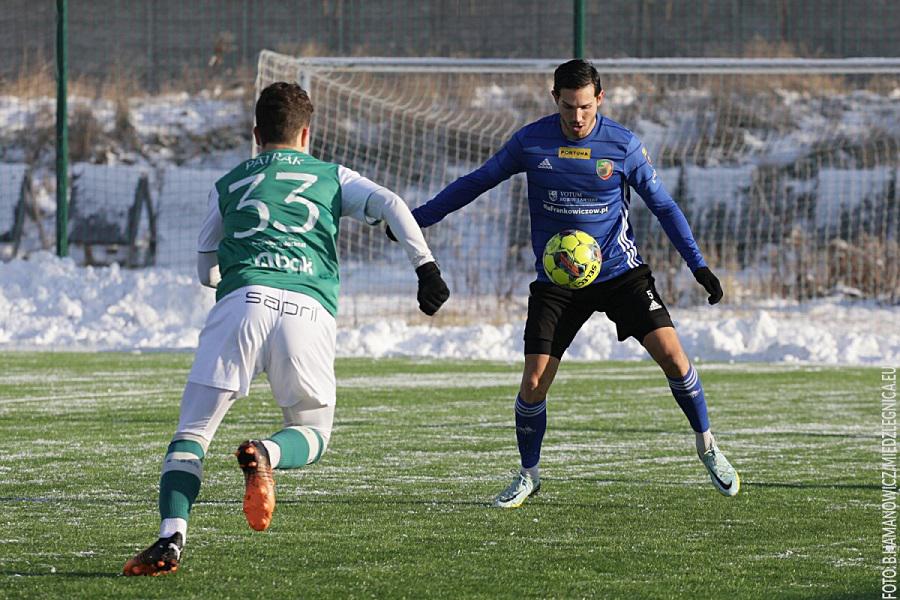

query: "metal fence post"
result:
(56, 0), (68, 258)
(573, 0), (585, 58)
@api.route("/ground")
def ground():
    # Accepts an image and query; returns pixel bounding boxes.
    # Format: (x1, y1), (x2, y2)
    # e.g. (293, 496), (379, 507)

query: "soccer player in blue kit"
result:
(403, 59), (740, 507)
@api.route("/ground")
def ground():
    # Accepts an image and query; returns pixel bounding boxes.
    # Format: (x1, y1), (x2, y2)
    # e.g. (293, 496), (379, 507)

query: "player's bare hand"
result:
(415, 262), (450, 315)
(693, 266), (723, 305)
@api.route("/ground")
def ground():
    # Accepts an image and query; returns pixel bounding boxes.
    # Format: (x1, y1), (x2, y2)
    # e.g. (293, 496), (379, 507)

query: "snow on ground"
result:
(1, 85), (897, 364)
(0, 252), (896, 364)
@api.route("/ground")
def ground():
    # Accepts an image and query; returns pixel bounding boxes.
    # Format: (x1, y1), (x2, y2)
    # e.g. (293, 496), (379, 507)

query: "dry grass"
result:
(0, 57), (56, 98)
(1, 59), (255, 101)
(1, 59), (254, 169)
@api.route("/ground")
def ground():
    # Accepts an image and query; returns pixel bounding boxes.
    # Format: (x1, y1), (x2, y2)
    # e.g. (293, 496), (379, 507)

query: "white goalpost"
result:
(257, 52), (900, 324)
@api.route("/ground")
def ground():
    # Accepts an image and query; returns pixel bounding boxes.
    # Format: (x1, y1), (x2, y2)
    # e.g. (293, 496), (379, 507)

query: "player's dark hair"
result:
(255, 81), (314, 145)
(553, 59), (602, 95)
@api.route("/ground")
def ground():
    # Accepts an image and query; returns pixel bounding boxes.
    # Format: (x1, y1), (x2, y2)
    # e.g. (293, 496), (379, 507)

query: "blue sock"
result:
(667, 365), (710, 433)
(515, 394), (547, 470)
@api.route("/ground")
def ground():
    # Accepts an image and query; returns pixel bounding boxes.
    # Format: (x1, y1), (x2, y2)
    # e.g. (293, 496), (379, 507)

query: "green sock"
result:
(268, 426), (325, 469)
(158, 439), (205, 521)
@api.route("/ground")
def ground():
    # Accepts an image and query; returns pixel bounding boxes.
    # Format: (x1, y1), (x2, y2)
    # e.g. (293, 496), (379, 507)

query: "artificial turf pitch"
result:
(0, 353), (880, 599)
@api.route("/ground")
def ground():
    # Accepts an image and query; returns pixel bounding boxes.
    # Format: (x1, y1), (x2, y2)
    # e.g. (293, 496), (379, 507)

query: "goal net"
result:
(256, 52), (900, 324)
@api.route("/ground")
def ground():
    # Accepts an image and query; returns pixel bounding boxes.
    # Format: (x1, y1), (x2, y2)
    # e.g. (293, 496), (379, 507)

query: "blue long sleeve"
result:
(625, 139), (706, 271)
(412, 136), (524, 227)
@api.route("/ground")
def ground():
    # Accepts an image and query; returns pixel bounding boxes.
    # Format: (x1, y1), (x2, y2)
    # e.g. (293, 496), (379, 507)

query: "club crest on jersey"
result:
(596, 159), (614, 180)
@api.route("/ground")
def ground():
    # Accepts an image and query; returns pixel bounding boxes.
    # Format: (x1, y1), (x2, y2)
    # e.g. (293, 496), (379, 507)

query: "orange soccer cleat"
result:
(235, 440), (276, 531)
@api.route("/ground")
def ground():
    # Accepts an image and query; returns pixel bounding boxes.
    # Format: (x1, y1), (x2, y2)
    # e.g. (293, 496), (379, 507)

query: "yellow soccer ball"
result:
(542, 229), (602, 289)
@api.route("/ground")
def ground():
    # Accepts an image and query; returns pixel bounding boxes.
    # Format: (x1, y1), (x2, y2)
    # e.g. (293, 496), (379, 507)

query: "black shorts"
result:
(524, 264), (674, 359)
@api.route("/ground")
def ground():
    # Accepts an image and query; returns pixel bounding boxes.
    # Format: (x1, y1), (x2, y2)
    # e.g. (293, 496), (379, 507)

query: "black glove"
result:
(415, 262), (449, 316)
(693, 266), (723, 305)
(385, 225), (397, 242)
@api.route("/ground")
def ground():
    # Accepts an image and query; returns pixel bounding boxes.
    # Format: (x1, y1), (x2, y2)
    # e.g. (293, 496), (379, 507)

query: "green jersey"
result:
(198, 149), (384, 316)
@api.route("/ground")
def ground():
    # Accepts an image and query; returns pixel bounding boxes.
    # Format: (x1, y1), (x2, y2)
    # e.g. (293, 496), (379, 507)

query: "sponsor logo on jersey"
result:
(254, 251), (314, 274)
(596, 159), (614, 180)
(641, 146), (653, 165)
(558, 147), (592, 160)
(543, 203), (609, 216)
(537, 158), (553, 169)
(545, 190), (610, 215)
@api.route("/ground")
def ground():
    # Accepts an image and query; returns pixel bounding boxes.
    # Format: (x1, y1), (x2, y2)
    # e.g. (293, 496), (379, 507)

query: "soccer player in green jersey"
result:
(123, 82), (449, 576)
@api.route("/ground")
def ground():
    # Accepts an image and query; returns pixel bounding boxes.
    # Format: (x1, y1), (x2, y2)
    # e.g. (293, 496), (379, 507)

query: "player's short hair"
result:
(553, 59), (602, 96)
(255, 82), (314, 146)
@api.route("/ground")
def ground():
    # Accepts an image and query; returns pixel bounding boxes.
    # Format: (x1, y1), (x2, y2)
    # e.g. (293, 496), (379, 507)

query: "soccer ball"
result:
(542, 229), (602, 289)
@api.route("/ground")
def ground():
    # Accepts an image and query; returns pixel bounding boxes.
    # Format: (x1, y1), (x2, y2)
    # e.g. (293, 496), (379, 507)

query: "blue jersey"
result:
(413, 113), (707, 284)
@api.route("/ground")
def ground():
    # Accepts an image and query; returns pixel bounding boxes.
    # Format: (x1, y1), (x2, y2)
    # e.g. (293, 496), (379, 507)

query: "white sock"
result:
(159, 518), (187, 543)
(521, 465), (540, 481)
(262, 439), (281, 469)
(696, 430), (715, 455)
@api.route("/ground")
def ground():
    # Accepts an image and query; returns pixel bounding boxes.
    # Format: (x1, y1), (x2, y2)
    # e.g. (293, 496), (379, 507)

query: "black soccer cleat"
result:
(123, 532), (183, 576)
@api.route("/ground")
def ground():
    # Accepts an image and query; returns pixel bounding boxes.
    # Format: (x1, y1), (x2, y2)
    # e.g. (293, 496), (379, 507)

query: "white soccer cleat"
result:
(699, 443), (740, 497)
(493, 470), (540, 508)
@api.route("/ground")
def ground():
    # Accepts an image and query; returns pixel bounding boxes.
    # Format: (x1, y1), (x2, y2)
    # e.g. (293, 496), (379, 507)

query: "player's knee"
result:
(520, 377), (549, 404)
(655, 350), (689, 378)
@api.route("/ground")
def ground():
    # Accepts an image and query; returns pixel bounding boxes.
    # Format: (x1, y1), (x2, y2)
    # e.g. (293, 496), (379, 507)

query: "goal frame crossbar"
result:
(259, 51), (900, 75)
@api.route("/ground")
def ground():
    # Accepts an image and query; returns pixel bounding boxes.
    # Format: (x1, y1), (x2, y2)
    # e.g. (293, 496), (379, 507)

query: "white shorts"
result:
(188, 285), (337, 408)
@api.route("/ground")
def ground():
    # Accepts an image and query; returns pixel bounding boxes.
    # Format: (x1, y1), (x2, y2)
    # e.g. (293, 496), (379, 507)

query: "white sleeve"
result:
(197, 187), (224, 253)
(196, 252), (221, 288)
(338, 165), (435, 268)
(337, 165), (382, 222)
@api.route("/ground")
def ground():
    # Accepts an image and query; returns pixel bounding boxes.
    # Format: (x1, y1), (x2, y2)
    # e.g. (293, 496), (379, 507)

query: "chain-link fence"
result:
(2, 1), (900, 90)
(0, 2), (898, 313)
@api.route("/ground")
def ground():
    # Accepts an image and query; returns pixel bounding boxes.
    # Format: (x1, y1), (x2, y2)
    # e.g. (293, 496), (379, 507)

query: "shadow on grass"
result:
(600, 427), (877, 440)
(0, 477), (877, 509)
(0, 570), (118, 578)
(741, 481), (879, 490)
(563, 477), (879, 491)
(0, 495), (617, 510)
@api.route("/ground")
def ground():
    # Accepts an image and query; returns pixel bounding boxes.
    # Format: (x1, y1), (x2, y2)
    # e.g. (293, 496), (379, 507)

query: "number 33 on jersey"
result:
(197, 149), (381, 316)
